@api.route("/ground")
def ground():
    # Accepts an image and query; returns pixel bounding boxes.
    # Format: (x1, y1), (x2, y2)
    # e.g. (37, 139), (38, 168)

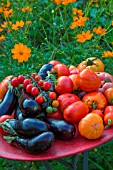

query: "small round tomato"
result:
(17, 75), (25, 84)
(0, 115), (13, 135)
(11, 77), (19, 87)
(104, 88), (113, 104)
(26, 84), (34, 93)
(36, 95), (44, 103)
(23, 79), (31, 87)
(46, 106), (53, 113)
(57, 93), (80, 112)
(63, 101), (89, 123)
(52, 64), (70, 78)
(52, 100), (59, 108)
(47, 108), (63, 120)
(49, 92), (57, 99)
(90, 109), (104, 119)
(31, 87), (39, 95)
(43, 81), (51, 91)
(55, 76), (73, 94)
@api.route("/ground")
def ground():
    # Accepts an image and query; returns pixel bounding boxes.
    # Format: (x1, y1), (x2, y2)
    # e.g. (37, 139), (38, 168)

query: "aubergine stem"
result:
(3, 135), (17, 143)
(0, 120), (18, 136)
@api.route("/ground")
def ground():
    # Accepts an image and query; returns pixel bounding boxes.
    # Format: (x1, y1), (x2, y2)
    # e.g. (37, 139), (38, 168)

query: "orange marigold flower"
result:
(77, 30), (93, 43)
(22, 6), (32, 12)
(12, 20), (24, 30)
(6, 2), (11, 8)
(73, 8), (84, 16)
(93, 26), (106, 36)
(11, 43), (31, 63)
(0, 35), (6, 41)
(70, 16), (88, 29)
(0, 7), (3, 13)
(26, 21), (31, 25)
(0, 28), (3, 32)
(3, 9), (13, 17)
(1, 22), (8, 28)
(102, 51), (113, 58)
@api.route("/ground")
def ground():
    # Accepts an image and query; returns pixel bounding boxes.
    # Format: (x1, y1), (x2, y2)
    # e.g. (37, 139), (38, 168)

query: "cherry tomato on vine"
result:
(36, 95), (44, 103)
(31, 73), (37, 79)
(49, 92), (57, 99)
(37, 81), (43, 87)
(23, 79), (31, 87)
(31, 87), (39, 95)
(35, 75), (42, 81)
(17, 75), (25, 84)
(47, 108), (63, 120)
(46, 106), (53, 113)
(0, 115), (13, 135)
(26, 84), (34, 93)
(43, 81), (51, 91)
(52, 100), (59, 108)
(11, 77), (19, 87)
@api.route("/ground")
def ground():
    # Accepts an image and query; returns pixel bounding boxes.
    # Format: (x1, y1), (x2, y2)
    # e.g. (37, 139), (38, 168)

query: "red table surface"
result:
(0, 126), (113, 161)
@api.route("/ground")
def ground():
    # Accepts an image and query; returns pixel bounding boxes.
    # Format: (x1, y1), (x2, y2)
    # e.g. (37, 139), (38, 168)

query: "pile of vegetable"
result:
(0, 57), (113, 154)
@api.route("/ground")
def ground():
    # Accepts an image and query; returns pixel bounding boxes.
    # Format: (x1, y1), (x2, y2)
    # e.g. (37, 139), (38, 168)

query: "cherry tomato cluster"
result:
(10, 73), (59, 114)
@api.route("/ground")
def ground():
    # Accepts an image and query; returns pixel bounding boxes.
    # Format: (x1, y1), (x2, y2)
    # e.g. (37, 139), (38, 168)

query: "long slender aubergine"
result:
(44, 118), (76, 140)
(2, 118), (49, 137)
(38, 64), (53, 80)
(9, 132), (55, 154)
(0, 87), (17, 116)
(14, 104), (26, 120)
(19, 89), (41, 117)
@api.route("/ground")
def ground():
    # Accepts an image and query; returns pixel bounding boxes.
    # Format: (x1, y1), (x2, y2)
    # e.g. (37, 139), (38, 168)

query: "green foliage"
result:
(0, 0), (113, 169)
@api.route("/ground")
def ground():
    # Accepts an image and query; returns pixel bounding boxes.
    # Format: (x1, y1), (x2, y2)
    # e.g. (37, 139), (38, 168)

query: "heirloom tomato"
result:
(78, 113), (104, 139)
(52, 64), (70, 78)
(104, 112), (113, 126)
(104, 88), (113, 105)
(82, 92), (107, 111)
(57, 93), (80, 112)
(63, 101), (89, 123)
(90, 109), (104, 119)
(77, 57), (104, 72)
(55, 76), (73, 94)
(77, 69), (101, 92)
(104, 106), (113, 115)
(0, 75), (12, 100)
(69, 74), (79, 90)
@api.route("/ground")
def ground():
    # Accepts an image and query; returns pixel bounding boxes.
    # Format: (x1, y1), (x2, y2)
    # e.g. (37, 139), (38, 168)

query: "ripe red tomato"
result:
(104, 88), (113, 104)
(48, 60), (61, 66)
(49, 92), (57, 99)
(35, 95), (44, 103)
(69, 74), (79, 90)
(26, 84), (34, 93)
(57, 93), (80, 112)
(31, 87), (39, 95)
(52, 64), (70, 78)
(47, 108), (63, 120)
(43, 81), (51, 91)
(17, 75), (25, 84)
(11, 77), (19, 87)
(104, 112), (113, 126)
(23, 79), (31, 87)
(77, 69), (101, 92)
(82, 92), (107, 111)
(90, 109), (104, 119)
(63, 101), (89, 123)
(55, 76), (73, 94)
(104, 106), (113, 115)
(0, 115), (13, 135)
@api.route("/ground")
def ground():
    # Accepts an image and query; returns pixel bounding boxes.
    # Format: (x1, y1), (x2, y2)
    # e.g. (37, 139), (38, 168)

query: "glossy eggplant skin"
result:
(0, 87), (17, 116)
(14, 104), (26, 120)
(44, 118), (76, 140)
(38, 64), (53, 80)
(12, 132), (55, 154)
(4, 118), (49, 137)
(21, 99), (41, 117)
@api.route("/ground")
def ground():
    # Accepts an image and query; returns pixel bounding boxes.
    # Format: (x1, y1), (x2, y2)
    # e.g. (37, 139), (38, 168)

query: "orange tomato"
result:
(78, 113), (104, 139)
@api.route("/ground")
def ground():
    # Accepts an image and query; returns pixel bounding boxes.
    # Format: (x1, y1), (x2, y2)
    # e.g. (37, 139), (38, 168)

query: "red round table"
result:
(0, 126), (113, 169)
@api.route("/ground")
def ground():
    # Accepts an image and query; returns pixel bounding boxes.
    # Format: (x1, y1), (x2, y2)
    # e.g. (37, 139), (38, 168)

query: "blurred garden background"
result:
(0, 0), (113, 169)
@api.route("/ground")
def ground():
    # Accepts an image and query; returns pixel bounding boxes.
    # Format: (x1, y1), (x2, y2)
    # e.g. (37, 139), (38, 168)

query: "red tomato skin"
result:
(55, 76), (73, 94)
(90, 109), (104, 119)
(0, 115), (13, 135)
(48, 60), (61, 66)
(77, 69), (101, 92)
(63, 101), (89, 123)
(57, 93), (80, 112)
(104, 112), (113, 125)
(47, 109), (63, 120)
(104, 88), (113, 104)
(52, 64), (70, 78)
(104, 106), (113, 115)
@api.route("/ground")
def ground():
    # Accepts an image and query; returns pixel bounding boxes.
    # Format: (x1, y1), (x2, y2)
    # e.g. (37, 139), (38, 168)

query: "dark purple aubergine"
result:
(44, 118), (76, 140)
(0, 87), (17, 116)
(2, 118), (49, 137)
(14, 104), (26, 120)
(38, 64), (53, 80)
(4, 132), (55, 154)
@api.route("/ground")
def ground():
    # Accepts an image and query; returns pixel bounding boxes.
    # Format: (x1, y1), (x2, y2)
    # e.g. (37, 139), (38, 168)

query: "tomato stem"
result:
(104, 119), (112, 129)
